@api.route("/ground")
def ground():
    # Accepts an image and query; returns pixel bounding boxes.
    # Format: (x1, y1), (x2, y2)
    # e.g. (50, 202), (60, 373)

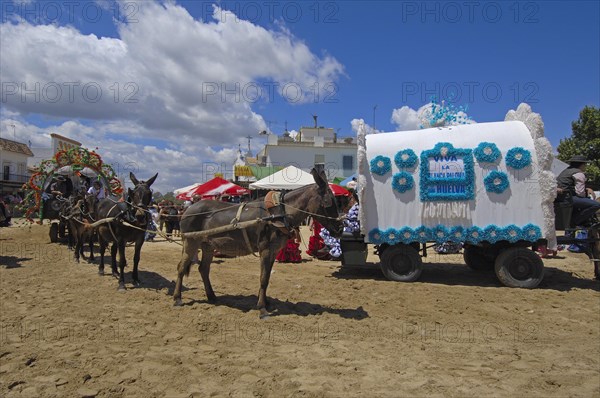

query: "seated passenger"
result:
(87, 180), (106, 200)
(556, 155), (600, 227)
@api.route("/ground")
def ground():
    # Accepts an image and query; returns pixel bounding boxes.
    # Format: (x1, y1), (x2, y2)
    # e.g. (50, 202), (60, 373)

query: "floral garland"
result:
(466, 226), (485, 244)
(399, 226), (417, 242)
(505, 147), (532, 170)
(483, 171), (510, 194)
(369, 155), (392, 176)
(383, 228), (400, 245)
(368, 224), (543, 245)
(474, 142), (501, 164)
(419, 142), (475, 201)
(392, 172), (414, 193)
(18, 146), (123, 222)
(394, 149), (418, 169)
(448, 226), (466, 242)
(414, 226), (430, 243)
(432, 225), (449, 242)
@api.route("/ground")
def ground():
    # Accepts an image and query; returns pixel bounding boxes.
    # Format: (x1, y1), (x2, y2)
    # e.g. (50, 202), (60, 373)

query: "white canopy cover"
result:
(249, 165), (315, 190)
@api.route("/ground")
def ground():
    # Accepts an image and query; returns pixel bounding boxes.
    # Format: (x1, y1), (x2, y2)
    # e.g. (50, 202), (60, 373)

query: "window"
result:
(343, 155), (354, 171)
(3, 165), (10, 180)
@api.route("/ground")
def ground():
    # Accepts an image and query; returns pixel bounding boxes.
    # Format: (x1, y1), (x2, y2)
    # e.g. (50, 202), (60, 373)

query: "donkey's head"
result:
(308, 167), (344, 238)
(128, 172), (158, 221)
(84, 192), (98, 218)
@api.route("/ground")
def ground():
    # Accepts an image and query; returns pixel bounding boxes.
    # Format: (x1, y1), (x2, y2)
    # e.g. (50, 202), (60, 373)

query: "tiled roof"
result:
(0, 138), (34, 156)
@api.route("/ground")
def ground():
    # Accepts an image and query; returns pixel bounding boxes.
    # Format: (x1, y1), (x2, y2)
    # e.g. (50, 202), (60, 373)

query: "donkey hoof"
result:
(112, 271), (120, 278)
(174, 299), (183, 307)
(117, 284), (126, 292)
(132, 280), (140, 288)
(259, 309), (271, 320)
(98, 268), (104, 276)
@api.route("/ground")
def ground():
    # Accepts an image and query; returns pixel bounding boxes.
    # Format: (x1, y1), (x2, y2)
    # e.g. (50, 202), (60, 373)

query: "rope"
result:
(279, 202), (346, 221)
(120, 220), (184, 246)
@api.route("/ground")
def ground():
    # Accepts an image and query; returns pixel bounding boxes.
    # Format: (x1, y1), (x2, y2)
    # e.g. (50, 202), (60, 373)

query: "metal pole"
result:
(373, 105), (377, 132)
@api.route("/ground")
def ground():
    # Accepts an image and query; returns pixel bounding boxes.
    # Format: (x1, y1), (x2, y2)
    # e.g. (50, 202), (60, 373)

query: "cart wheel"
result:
(50, 199), (62, 212)
(49, 223), (59, 243)
(464, 245), (495, 271)
(379, 244), (422, 282)
(588, 227), (600, 260)
(495, 247), (544, 288)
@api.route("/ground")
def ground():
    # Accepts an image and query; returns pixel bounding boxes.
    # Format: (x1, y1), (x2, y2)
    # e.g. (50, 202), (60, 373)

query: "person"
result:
(64, 175), (74, 198)
(0, 198), (11, 226)
(80, 175), (91, 193)
(158, 201), (169, 233)
(556, 155), (600, 227)
(46, 175), (67, 197)
(306, 219), (330, 260)
(346, 177), (358, 191)
(145, 205), (159, 242)
(87, 180), (106, 200)
(276, 228), (302, 263)
(164, 203), (178, 238)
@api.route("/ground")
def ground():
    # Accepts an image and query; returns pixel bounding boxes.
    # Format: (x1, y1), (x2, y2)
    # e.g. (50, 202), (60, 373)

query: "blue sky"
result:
(1, 0), (598, 191)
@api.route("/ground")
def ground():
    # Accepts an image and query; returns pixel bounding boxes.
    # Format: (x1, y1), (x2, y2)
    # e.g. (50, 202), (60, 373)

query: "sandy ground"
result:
(0, 222), (599, 397)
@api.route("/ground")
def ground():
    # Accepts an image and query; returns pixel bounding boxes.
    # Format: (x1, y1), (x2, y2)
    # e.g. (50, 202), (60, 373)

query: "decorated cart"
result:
(350, 104), (581, 288)
(19, 147), (123, 242)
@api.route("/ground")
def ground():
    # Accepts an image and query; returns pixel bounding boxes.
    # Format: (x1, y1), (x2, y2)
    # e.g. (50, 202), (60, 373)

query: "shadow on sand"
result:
(333, 260), (600, 292)
(179, 293), (369, 320)
(0, 256), (32, 269)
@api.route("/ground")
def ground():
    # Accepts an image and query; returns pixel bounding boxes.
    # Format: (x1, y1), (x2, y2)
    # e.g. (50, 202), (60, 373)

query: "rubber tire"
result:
(495, 247), (544, 288)
(464, 245), (496, 271)
(379, 244), (423, 282)
(49, 223), (59, 243)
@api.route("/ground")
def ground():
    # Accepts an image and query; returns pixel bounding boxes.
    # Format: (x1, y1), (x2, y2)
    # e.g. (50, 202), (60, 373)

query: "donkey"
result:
(173, 167), (344, 318)
(95, 172), (157, 290)
(65, 197), (96, 263)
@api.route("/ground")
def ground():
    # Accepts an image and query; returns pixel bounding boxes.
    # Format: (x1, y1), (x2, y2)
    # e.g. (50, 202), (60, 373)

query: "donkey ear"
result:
(130, 172), (139, 186)
(127, 187), (133, 198)
(311, 167), (329, 191)
(145, 173), (158, 188)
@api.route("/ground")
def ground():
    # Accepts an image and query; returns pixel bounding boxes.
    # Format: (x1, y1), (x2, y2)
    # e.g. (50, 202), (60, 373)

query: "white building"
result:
(257, 126), (357, 181)
(28, 133), (82, 168)
(0, 138), (34, 196)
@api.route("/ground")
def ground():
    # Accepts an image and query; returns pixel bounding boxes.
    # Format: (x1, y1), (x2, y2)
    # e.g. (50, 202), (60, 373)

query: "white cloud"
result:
(391, 103), (476, 130)
(350, 118), (382, 135)
(1, 1), (344, 191)
(391, 106), (420, 131)
(3, 117), (251, 193)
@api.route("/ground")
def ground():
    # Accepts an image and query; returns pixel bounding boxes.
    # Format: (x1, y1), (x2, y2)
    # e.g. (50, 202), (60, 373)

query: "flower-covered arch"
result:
(19, 147), (123, 222)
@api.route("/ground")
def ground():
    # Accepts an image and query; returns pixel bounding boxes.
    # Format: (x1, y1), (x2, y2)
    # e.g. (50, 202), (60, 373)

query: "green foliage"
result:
(152, 191), (163, 201)
(557, 106), (600, 188)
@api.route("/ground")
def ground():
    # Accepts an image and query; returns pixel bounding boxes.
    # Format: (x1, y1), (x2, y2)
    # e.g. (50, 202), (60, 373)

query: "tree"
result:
(152, 191), (164, 201)
(557, 106), (600, 188)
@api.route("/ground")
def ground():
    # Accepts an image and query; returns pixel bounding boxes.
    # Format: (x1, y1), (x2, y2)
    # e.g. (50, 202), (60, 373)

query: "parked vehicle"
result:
(341, 116), (599, 288)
